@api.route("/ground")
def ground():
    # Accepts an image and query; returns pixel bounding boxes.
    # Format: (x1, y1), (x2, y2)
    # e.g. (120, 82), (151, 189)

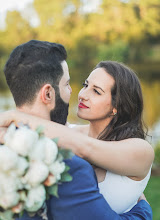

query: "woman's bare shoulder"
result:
(125, 138), (154, 171)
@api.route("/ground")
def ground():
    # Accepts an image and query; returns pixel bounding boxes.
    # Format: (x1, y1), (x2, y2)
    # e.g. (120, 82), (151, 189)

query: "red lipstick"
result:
(78, 102), (89, 109)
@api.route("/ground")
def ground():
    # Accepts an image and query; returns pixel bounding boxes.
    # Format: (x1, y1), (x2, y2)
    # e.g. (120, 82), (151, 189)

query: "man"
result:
(2, 40), (152, 219)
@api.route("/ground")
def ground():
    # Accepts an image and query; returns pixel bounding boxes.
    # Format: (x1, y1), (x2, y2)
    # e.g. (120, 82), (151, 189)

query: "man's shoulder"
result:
(65, 155), (94, 174)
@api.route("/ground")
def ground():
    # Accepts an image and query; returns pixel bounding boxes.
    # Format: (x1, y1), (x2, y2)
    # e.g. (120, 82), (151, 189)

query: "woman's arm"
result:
(68, 124), (89, 135)
(0, 110), (154, 178)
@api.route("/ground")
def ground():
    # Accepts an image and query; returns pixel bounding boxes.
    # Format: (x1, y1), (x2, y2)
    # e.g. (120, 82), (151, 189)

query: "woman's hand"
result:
(0, 127), (8, 144)
(0, 110), (24, 144)
(0, 110), (32, 128)
(138, 193), (149, 204)
(0, 110), (16, 127)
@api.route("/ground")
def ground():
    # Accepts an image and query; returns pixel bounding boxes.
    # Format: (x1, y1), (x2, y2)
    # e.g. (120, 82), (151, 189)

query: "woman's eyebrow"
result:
(85, 79), (105, 93)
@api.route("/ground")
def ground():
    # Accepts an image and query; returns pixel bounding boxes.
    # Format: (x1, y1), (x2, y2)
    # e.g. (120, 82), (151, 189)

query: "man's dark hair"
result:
(4, 40), (67, 107)
(95, 61), (146, 141)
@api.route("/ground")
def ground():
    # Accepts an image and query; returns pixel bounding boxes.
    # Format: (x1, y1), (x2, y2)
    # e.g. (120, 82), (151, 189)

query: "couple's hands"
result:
(0, 110), (30, 127)
(0, 110), (48, 143)
(0, 127), (8, 144)
(0, 110), (15, 127)
(0, 110), (20, 143)
(138, 193), (149, 204)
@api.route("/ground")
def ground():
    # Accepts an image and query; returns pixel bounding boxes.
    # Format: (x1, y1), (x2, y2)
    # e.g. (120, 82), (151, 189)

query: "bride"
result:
(0, 61), (154, 214)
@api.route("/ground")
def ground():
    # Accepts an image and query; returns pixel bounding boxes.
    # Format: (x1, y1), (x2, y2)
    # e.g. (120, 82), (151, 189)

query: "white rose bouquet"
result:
(0, 123), (73, 220)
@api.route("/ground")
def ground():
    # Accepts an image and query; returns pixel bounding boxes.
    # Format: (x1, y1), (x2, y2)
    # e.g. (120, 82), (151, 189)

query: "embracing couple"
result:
(0, 40), (154, 219)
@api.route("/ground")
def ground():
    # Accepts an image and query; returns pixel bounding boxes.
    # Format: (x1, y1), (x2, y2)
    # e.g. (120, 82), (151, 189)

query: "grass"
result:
(144, 176), (160, 220)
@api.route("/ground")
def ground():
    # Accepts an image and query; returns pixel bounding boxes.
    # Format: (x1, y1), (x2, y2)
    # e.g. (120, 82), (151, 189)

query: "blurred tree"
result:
(142, 81), (160, 127)
(0, 0), (160, 126)
(0, 46), (9, 92)
(4, 11), (36, 49)
(97, 41), (129, 63)
(0, 10), (36, 92)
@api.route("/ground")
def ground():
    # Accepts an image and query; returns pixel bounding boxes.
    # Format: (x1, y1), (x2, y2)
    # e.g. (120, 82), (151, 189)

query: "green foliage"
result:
(144, 176), (160, 220)
(58, 148), (74, 160)
(64, 165), (70, 172)
(154, 142), (160, 165)
(61, 172), (73, 182)
(52, 137), (59, 145)
(47, 184), (59, 198)
(1, 0), (160, 85)
(36, 125), (45, 137)
(61, 164), (72, 182)
(0, 49), (10, 92)
(97, 41), (129, 63)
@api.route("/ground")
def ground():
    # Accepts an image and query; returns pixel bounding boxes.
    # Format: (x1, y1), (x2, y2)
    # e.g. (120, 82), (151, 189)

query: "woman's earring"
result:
(113, 112), (117, 116)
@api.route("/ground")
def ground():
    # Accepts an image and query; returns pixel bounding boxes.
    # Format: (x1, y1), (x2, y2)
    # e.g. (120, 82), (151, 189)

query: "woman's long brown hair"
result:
(95, 61), (147, 141)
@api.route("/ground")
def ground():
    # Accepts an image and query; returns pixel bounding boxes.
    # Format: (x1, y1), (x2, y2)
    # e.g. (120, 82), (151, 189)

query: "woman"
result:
(0, 61), (154, 214)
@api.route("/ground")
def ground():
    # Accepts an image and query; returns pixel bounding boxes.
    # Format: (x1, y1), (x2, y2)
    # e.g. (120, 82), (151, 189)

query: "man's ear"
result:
(40, 84), (55, 105)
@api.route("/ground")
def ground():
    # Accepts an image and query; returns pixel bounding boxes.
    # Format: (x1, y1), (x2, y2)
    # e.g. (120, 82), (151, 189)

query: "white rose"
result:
(0, 146), (18, 171)
(22, 182), (31, 190)
(43, 137), (58, 165)
(5, 126), (38, 157)
(29, 139), (45, 161)
(23, 161), (49, 186)
(0, 191), (20, 209)
(14, 156), (29, 176)
(25, 185), (46, 212)
(49, 161), (65, 180)
(8, 171), (24, 190)
(0, 173), (21, 193)
(29, 137), (58, 165)
(4, 123), (16, 145)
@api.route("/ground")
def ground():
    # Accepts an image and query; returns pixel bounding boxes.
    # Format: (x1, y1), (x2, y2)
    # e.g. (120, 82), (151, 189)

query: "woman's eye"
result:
(82, 83), (88, 88)
(94, 89), (101, 95)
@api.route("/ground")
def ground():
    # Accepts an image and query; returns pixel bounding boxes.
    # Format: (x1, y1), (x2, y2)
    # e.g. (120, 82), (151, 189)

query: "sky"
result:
(0, 0), (36, 29)
(0, 0), (101, 29)
(0, 0), (34, 13)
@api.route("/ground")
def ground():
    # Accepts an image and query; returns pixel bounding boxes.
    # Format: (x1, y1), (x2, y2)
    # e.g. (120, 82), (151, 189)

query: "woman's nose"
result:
(78, 89), (89, 101)
(69, 85), (72, 94)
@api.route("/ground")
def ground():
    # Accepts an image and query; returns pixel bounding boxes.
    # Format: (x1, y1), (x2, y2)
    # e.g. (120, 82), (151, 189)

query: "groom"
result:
(3, 40), (152, 219)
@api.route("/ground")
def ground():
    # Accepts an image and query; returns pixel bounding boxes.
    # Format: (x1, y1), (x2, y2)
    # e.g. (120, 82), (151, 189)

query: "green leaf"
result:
(19, 211), (24, 217)
(35, 125), (44, 136)
(61, 172), (73, 182)
(52, 137), (59, 144)
(56, 153), (63, 162)
(58, 149), (74, 159)
(46, 192), (50, 200)
(64, 165), (70, 172)
(47, 184), (59, 198)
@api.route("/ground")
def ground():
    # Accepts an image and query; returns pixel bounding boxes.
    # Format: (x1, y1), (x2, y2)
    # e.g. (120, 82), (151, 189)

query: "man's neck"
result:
(17, 104), (50, 121)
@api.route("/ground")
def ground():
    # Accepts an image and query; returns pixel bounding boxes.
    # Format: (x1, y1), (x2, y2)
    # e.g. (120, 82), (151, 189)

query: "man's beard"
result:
(50, 92), (69, 125)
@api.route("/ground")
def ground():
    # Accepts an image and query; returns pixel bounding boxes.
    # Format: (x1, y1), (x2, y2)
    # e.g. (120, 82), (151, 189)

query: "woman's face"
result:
(77, 67), (116, 122)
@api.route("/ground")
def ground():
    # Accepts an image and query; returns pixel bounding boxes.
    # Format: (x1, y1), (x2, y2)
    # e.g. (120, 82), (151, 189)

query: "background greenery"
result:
(144, 176), (160, 220)
(0, 0), (160, 127)
(0, 0), (160, 219)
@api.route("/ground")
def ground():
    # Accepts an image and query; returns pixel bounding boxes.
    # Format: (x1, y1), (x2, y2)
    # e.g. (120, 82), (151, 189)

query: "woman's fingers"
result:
(0, 127), (8, 144)
(138, 193), (149, 204)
